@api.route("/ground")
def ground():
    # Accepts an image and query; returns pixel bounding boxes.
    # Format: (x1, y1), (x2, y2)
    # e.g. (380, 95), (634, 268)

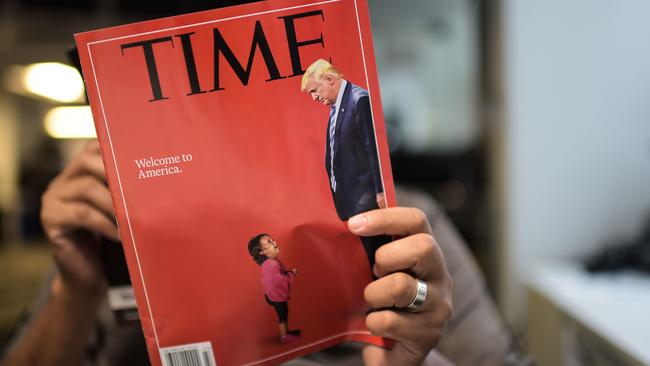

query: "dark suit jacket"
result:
(325, 81), (384, 221)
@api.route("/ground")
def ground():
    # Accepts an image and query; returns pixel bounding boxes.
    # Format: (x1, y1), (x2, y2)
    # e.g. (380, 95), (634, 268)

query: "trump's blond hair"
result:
(301, 59), (343, 92)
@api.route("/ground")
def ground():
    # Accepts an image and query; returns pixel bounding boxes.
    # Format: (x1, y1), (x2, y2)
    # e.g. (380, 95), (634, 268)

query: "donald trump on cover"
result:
(301, 59), (389, 269)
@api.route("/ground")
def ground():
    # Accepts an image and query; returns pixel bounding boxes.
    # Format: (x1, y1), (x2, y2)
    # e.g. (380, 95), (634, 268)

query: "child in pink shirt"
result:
(248, 234), (301, 344)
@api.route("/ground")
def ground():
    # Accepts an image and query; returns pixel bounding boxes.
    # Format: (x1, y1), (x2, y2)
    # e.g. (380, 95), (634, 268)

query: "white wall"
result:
(500, 0), (650, 324)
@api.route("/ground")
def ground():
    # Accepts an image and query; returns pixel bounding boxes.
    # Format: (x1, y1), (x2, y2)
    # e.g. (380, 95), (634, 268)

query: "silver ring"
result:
(406, 278), (427, 311)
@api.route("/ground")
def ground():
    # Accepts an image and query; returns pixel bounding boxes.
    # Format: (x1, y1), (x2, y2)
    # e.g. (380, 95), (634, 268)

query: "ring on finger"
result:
(406, 278), (427, 311)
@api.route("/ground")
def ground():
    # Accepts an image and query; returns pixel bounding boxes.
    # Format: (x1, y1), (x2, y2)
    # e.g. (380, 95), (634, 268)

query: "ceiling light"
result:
(44, 106), (96, 139)
(4, 62), (85, 103)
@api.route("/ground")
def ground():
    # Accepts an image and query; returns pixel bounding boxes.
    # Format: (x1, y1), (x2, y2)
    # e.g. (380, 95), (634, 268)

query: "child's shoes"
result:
(280, 334), (300, 344)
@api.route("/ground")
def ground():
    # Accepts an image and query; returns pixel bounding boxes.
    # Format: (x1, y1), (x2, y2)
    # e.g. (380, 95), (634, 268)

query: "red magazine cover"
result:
(75, 0), (395, 364)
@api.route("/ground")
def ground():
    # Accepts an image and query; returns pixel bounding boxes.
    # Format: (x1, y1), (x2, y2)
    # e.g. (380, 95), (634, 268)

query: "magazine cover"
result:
(75, 0), (395, 364)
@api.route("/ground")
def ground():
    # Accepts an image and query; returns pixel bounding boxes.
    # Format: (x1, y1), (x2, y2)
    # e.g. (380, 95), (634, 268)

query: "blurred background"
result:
(1, 0), (650, 365)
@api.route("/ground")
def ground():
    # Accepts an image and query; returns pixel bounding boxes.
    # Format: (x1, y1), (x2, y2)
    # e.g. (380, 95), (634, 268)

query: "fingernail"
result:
(372, 264), (381, 278)
(110, 228), (121, 242)
(348, 215), (367, 230)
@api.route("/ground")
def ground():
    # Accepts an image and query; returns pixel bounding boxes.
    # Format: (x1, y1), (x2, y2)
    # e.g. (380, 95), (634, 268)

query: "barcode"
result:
(160, 341), (216, 366)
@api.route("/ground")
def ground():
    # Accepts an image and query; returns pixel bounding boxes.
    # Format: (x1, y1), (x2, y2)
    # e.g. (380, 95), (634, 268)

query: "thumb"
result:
(362, 343), (424, 366)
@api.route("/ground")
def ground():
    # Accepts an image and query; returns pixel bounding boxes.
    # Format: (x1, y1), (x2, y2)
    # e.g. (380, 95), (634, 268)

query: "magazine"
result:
(75, 0), (395, 364)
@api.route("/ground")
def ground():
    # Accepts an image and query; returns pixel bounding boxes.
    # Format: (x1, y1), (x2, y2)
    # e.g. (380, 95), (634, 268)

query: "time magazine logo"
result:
(120, 10), (328, 102)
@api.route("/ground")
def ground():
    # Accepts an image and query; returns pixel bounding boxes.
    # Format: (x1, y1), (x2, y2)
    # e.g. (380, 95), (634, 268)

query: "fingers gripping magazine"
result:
(75, 0), (395, 364)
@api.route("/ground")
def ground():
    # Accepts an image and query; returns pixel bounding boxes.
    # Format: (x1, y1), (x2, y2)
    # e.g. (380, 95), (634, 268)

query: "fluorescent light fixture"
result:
(4, 62), (85, 103)
(44, 106), (96, 139)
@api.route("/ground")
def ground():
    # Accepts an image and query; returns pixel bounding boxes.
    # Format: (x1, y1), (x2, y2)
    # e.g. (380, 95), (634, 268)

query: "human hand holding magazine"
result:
(74, 1), (449, 365)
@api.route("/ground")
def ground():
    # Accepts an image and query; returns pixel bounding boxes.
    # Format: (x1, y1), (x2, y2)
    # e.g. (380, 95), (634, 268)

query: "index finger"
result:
(372, 234), (445, 280)
(61, 141), (106, 181)
(347, 207), (432, 237)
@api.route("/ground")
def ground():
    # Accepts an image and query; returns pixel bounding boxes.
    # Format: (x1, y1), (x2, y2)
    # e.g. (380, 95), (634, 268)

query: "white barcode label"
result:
(160, 341), (216, 366)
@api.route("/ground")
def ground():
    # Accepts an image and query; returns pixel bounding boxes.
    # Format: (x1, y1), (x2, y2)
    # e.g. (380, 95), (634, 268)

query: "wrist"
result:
(422, 350), (453, 366)
(52, 273), (106, 306)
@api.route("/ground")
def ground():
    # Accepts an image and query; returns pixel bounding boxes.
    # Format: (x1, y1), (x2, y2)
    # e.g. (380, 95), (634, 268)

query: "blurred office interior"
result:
(1, 0), (650, 365)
